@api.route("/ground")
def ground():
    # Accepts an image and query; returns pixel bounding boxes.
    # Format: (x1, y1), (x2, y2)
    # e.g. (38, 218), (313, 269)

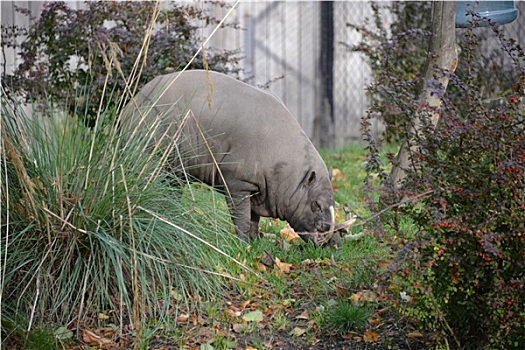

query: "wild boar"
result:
(122, 70), (336, 243)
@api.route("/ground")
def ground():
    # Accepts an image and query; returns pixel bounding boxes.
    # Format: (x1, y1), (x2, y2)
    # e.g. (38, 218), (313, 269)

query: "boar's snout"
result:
(316, 219), (331, 233)
(308, 198), (335, 233)
(315, 206), (334, 232)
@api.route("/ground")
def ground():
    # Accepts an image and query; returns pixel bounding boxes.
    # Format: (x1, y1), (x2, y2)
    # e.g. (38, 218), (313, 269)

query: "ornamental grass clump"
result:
(362, 16), (525, 350)
(1, 1), (244, 344)
(0, 90), (241, 340)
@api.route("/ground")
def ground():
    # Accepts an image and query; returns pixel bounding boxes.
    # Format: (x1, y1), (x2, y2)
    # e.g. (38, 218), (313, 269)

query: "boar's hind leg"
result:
(226, 192), (260, 243)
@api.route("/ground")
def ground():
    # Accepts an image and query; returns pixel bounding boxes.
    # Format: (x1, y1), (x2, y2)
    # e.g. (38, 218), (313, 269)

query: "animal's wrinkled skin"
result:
(123, 70), (336, 243)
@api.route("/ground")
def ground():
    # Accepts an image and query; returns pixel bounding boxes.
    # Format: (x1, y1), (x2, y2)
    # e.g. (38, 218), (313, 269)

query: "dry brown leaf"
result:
(254, 261), (268, 272)
(176, 314), (189, 324)
(225, 308), (241, 318)
(349, 290), (378, 305)
(367, 315), (382, 326)
(261, 251), (275, 267)
(363, 330), (379, 343)
(82, 329), (112, 347)
(407, 331), (424, 339)
(274, 257), (292, 275)
(341, 332), (360, 340)
(97, 312), (110, 320)
(280, 224), (300, 243)
(301, 258), (315, 267)
(239, 300), (251, 310)
(232, 323), (245, 333)
(296, 310), (309, 320)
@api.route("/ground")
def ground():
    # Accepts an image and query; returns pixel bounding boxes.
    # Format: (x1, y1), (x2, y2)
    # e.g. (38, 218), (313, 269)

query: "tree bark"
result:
(390, 1), (459, 185)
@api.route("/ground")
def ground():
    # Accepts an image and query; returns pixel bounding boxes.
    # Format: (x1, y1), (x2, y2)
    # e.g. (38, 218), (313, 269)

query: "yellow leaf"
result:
(274, 257), (292, 275)
(331, 167), (345, 181)
(349, 292), (362, 304)
(98, 313), (109, 320)
(289, 327), (306, 337)
(280, 224), (300, 242)
(349, 290), (377, 305)
(363, 330), (379, 343)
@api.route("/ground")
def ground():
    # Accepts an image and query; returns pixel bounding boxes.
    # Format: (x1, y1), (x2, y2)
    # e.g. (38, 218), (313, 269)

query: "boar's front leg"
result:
(226, 191), (260, 243)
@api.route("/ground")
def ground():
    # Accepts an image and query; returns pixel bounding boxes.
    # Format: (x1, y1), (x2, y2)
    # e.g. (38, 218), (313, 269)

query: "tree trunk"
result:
(390, 1), (459, 185)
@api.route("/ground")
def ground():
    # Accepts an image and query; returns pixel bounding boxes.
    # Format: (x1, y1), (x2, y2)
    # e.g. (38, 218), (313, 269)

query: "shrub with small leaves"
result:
(1, 1), (240, 124)
(363, 17), (525, 350)
(348, 2), (432, 142)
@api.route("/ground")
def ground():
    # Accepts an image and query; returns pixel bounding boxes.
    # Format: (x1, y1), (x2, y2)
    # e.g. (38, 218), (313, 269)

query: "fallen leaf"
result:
(274, 257), (292, 275)
(282, 298), (296, 306)
(232, 323), (245, 333)
(54, 326), (73, 340)
(98, 312), (110, 320)
(261, 251), (275, 267)
(246, 347), (258, 350)
(349, 292), (361, 304)
(331, 168), (345, 181)
(363, 330), (379, 343)
(301, 258), (316, 267)
(225, 308), (241, 318)
(243, 310), (264, 322)
(176, 314), (189, 324)
(349, 290), (377, 305)
(367, 315), (382, 326)
(407, 331), (424, 339)
(200, 343), (214, 350)
(296, 310), (309, 320)
(341, 332), (360, 340)
(239, 300), (251, 310)
(280, 224), (300, 243)
(254, 262), (268, 272)
(289, 327), (306, 337)
(82, 329), (112, 346)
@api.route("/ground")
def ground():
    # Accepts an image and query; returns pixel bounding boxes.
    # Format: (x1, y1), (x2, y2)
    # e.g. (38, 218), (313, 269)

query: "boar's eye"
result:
(311, 200), (321, 213)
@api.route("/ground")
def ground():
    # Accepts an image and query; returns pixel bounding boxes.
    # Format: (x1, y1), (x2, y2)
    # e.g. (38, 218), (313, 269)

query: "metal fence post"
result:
(319, 1), (335, 148)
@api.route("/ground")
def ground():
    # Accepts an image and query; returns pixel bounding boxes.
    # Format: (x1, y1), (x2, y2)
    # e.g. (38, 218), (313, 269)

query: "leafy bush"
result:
(350, 1), (522, 144)
(363, 14), (525, 350)
(348, 1), (432, 142)
(1, 1), (240, 124)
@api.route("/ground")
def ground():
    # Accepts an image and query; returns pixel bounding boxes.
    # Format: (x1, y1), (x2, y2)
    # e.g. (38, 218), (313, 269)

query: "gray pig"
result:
(122, 70), (335, 243)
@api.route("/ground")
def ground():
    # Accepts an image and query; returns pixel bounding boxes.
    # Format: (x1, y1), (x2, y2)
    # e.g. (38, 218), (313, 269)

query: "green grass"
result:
(151, 142), (395, 347)
(323, 300), (373, 334)
(1, 86), (408, 349)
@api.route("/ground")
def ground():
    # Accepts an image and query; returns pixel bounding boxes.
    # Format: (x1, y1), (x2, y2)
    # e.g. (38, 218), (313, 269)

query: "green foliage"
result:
(1, 310), (57, 350)
(323, 300), (372, 334)
(1, 1), (239, 124)
(0, 92), (242, 345)
(363, 11), (525, 350)
(348, 2), (432, 141)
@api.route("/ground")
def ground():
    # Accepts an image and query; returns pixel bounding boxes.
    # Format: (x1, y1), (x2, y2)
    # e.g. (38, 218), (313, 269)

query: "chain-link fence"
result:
(210, 1), (371, 148)
(221, 1), (525, 147)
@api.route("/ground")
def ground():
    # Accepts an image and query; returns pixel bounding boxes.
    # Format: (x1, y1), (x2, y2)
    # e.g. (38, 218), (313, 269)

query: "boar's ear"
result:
(305, 171), (317, 188)
(328, 168), (333, 182)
